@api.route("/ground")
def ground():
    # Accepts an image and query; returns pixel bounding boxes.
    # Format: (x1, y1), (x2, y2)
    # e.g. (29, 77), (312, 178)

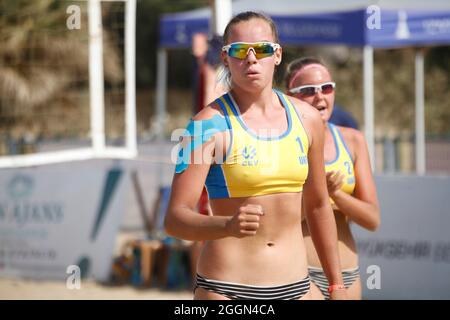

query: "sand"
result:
(0, 278), (193, 300)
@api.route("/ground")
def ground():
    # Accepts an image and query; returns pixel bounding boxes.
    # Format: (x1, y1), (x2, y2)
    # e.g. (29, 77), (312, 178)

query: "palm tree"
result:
(0, 0), (123, 152)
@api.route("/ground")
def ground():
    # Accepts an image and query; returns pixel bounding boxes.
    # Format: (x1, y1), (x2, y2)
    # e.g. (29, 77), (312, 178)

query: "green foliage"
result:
(0, 0), (123, 139)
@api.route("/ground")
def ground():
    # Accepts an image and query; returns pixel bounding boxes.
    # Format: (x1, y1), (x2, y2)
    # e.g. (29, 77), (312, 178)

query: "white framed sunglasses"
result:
(222, 42), (281, 60)
(289, 82), (336, 97)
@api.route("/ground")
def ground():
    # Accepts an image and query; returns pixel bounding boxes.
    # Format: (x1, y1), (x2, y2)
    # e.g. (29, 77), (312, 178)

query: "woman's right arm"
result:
(164, 106), (263, 241)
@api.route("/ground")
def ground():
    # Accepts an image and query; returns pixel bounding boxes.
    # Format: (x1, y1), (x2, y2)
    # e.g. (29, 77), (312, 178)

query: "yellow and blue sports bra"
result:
(325, 123), (356, 196)
(203, 90), (310, 199)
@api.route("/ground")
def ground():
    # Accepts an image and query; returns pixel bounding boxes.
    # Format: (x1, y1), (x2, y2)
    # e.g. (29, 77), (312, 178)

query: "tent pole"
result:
(211, 0), (232, 35)
(125, 0), (137, 156)
(363, 45), (375, 171)
(88, 0), (105, 154)
(155, 48), (168, 141)
(415, 49), (426, 175)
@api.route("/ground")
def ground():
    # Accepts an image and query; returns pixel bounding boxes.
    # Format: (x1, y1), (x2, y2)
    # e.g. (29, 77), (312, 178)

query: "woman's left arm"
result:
(299, 103), (346, 298)
(330, 130), (380, 231)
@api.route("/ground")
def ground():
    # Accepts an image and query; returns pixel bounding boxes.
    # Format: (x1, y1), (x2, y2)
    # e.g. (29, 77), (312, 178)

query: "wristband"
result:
(328, 284), (345, 293)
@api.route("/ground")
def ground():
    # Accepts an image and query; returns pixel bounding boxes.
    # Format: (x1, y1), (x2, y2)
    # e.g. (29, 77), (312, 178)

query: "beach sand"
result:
(0, 278), (193, 300)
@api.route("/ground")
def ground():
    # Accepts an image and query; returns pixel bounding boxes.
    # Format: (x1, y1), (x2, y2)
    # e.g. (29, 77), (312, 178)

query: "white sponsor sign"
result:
(353, 175), (450, 299)
(0, 160), (128, 281)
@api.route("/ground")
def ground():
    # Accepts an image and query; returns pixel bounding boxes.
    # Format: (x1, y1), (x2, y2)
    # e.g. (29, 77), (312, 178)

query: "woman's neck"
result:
(230, 86), (276, 115)
(324, 122), (333, 140)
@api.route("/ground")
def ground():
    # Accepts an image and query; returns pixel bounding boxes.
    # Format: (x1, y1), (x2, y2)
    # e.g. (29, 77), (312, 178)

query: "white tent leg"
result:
(125, 0), (137, 156)
(363, 45), (375, 171)
(211, 0), (232, 35)
(415, 49), (426, 175)
(88, 0), (105, 154)
(155, 48), (168, 140)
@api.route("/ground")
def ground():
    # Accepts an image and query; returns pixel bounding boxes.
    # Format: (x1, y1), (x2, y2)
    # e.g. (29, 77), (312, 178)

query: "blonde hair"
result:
(216, 65), (232, 90)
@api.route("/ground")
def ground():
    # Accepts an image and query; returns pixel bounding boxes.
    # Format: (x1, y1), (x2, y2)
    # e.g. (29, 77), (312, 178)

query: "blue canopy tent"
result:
(156, 0), (450, 173)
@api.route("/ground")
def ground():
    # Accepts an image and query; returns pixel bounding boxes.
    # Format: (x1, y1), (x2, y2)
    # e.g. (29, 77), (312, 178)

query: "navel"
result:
(267, 242), (275, 247)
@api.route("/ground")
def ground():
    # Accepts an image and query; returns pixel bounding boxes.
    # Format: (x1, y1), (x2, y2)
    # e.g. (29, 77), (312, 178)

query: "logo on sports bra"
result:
(344, 161), (353, 175)
(344, 161), (355, 184)
(295, 136), (307, 165)
(242, 145), (258, 166)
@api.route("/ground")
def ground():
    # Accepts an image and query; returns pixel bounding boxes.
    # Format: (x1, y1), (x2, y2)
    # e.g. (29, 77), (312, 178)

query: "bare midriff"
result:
(197, 192), (309, 286)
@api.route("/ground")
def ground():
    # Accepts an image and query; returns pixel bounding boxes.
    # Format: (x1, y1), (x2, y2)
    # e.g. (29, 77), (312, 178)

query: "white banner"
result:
(0, 159), (128, 281)
(353, 175), (450, 299)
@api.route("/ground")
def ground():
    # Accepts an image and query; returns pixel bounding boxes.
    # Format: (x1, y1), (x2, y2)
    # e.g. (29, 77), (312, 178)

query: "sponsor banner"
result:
(0, 159), (128, 281)
(353, 175), (450, 299)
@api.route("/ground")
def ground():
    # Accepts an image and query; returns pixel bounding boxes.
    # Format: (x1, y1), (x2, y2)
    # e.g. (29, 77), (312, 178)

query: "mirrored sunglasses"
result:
(222, 42), (281, 60)
(289, 82), (336, 97)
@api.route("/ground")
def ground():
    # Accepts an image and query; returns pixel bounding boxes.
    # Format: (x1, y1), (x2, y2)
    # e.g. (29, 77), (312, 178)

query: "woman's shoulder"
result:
(286, 95), (322, 124)
(285, 95), (322, 146)
(336, 126), (365, 144)
(192, 102), (225, 121)
(335, 125), (367, 156)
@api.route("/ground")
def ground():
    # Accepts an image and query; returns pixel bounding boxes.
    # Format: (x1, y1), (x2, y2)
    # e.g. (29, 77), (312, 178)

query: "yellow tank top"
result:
(325, 123), (356, 196)
(205, 90), (309, 199)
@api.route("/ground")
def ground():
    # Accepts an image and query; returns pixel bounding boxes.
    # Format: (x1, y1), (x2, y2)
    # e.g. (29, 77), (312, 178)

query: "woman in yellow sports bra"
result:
(285, 57), (380, 299)
(164, 12), (347, 300)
